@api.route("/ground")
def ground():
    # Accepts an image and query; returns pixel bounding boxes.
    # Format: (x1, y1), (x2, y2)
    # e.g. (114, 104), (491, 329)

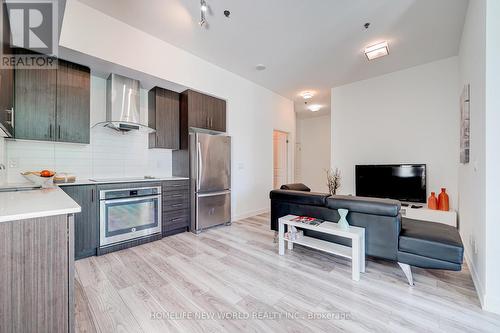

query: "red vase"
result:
(438, 188), (449, 211)
(428, 192), (438, 210)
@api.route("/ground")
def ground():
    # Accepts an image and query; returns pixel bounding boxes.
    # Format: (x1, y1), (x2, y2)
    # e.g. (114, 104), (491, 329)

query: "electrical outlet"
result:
(469, 235), (473, 246)
(474, 240), (479, 255)
(8, 158), (18, 168)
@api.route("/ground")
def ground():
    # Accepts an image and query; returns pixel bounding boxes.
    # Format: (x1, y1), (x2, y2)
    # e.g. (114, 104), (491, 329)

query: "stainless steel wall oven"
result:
(99, 186), (161, 247)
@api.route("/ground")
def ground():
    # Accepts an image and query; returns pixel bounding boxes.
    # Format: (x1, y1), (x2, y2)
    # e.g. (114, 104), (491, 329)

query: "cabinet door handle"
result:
(206, 116), (209, 128)
(58, 125), (61, 139)
(91, 188), (94, 202)
(171, 203), (183, 208)
(5, 107), (14, 128)
(49, 124), (52, 138)
(170, 217), (184, 222)
(170, 194), (183, 198)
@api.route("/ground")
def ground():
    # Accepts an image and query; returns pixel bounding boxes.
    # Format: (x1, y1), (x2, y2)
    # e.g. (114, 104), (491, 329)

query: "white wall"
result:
(484, 0), (500, 314)
(59, 0), (294, 220)
(331, 57), (459, 208)
(458, 0), (500, 314)
(458, 0), (487, 310)
(296, 115), (331, 193)
(5, 75), (172, 183)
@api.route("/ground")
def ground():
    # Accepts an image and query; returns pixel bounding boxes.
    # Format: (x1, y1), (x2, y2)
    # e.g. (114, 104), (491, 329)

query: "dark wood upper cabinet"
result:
(206, 95), (226, 132)
(14, 58), (90, 143)
(183, 90), (207, 129)
(0, 3), (14, 136)
(56, 60), (91, 144)
(14, 68), (57, 141)
(181, 89), (226, 132)
(148, 87), (180, 150)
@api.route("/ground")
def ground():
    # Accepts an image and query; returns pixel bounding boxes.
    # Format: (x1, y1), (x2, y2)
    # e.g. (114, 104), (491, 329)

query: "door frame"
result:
(273, 129), (291, 189)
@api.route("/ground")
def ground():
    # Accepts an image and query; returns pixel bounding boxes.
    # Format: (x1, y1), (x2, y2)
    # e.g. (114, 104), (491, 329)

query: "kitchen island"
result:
(0, 187), (80, 333)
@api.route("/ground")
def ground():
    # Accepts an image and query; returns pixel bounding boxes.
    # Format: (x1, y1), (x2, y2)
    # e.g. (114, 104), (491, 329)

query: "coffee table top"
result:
(279, 214), (364, 239)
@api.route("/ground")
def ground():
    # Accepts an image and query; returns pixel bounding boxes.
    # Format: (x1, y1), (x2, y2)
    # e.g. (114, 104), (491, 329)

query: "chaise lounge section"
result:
(270, 185), (464, 285)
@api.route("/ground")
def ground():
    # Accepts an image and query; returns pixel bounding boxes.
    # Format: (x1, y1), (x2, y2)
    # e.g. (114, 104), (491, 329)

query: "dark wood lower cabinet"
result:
(60, 181), (189, 260)
(162, 180), (189, 236)
(61, 185), (98, 260)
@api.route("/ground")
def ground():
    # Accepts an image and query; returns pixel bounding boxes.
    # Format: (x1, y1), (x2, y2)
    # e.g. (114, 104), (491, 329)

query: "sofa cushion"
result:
(280, 183), (311, 192)
(399, 218), (464, 264)
(269, 190), (330, 206)
(326, 195), (401, 217)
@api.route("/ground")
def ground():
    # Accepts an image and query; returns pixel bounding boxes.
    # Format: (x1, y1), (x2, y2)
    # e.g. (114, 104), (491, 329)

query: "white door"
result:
(273, 130), (288, 189)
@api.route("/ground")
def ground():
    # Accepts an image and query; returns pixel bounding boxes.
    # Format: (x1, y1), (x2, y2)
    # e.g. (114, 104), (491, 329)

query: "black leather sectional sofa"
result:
(270, 184), (464, 285)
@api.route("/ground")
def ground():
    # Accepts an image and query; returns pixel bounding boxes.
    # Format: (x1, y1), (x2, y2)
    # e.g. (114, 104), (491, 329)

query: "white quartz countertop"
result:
(57, 176), (189, 186)
(0, 187), (81, 223)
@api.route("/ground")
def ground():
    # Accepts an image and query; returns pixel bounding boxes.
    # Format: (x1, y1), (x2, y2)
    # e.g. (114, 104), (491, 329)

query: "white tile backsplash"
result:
(5, 75), (172, 183)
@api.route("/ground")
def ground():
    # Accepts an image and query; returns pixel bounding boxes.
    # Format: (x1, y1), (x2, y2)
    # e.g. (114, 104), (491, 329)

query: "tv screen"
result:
(355, 164), (426, 203)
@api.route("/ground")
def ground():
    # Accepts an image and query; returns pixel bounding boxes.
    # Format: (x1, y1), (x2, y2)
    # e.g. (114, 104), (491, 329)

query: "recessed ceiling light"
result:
(364, 41), (389, 60)
(255, 64), (266, 71)
(308, 104), (321, 112)
(301, 91), (314, 100)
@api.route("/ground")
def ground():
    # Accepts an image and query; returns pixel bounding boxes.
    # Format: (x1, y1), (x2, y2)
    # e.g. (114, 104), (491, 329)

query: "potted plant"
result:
(326, 168), (341, 196)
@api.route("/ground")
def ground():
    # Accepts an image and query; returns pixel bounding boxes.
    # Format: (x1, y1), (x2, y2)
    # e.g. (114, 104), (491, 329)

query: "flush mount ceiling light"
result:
(364, 41), (389, 60)
(199, 0), (208, 26)
(255, 64), (266, 71)
(308, 104), (321, 112)
(300, 91), (314, 100)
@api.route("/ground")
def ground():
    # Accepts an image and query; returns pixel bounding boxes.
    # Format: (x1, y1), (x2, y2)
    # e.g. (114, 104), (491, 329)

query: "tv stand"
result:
(401, 206), (457, 227)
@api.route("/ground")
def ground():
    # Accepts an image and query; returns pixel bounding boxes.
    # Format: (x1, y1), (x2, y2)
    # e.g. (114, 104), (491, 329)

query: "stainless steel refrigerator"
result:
(189, 132), (231, 233)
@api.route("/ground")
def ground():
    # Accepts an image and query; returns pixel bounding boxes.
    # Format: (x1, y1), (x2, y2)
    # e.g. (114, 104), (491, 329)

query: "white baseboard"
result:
(464, 248), (485, 308)
(232, 208), (270, 222)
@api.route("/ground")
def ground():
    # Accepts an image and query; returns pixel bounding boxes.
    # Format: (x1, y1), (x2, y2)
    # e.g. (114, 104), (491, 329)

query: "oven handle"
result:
(102, 195), (161, 204)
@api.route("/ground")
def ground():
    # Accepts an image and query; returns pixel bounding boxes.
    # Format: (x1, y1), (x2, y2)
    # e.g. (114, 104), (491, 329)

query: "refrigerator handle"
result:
(197, 141), (202, 191)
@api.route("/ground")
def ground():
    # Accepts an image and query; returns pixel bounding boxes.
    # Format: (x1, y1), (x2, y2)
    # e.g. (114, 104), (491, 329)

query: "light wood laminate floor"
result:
(75, 213), (500, 333)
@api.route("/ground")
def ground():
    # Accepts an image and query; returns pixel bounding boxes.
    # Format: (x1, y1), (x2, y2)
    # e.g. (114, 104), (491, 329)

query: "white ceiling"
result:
(79, 0), (468, 118)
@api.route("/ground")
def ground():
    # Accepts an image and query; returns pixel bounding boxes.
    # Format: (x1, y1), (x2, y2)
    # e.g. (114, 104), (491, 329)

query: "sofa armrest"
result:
(280, 183), (311, 192)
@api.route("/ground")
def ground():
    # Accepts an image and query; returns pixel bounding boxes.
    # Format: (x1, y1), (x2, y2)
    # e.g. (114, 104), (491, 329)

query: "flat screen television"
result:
(355, 164), (426, 203)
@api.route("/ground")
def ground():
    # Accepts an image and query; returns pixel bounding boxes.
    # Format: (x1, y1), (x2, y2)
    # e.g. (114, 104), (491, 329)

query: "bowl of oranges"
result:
(21, 170), (56, 188)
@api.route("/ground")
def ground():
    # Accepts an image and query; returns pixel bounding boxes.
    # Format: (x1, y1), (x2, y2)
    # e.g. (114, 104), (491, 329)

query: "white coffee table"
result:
(278, 214), (366, 281)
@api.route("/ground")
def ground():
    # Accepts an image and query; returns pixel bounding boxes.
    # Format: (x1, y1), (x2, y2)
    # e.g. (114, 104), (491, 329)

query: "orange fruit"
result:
(40, 170), (54, 178)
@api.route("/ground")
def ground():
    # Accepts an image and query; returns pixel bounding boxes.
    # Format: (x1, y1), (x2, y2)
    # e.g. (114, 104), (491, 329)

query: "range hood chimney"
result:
(95, 73), (155, 133)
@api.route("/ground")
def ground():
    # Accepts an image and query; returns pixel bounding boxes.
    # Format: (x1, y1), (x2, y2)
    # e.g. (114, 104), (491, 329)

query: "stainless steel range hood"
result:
(94, 73), (155, 133)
